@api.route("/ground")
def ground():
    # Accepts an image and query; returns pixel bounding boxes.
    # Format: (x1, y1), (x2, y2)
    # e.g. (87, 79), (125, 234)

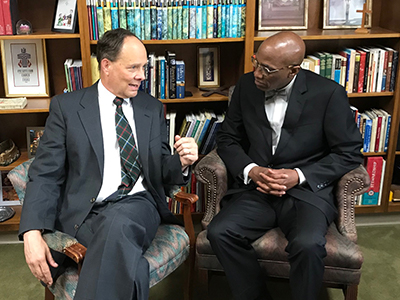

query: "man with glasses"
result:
(207, 31), (363, 300)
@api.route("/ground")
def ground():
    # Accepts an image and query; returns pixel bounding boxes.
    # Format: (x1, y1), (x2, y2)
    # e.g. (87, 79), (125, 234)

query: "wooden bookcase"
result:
(1, 0), (400, 231)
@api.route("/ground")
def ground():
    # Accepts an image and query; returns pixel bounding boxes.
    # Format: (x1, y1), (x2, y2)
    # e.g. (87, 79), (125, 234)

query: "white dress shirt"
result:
(96, 80), (146, 202)
(243, 76), (306, 185)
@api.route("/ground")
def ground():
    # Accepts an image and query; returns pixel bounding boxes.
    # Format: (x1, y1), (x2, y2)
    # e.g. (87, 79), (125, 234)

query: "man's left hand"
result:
(174, 135), (198, 170)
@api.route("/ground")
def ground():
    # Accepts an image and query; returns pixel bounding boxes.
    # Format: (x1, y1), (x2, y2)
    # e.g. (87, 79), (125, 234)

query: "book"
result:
(176, 0), (183, 39)
(158, 55), (166, 99)
(90, 54), (100, 84)
(176, 60), (185, 98)
(103, 0), (112, 32)
(166, 51), (176, 98)
(150, 0), (157, 39)
(307, 55), (320, 75)
(182, 0), (189, 39)
(110, 0), (119, 29)
(92, 0), (98, 39)
(119, 0), (127, 29)
(361, 156), (384, 205)
(389, 49), (398, 92)
(314, 52), (326, 78)
(168, 110), (176, 153)
(356, 49), (366, 93)
(97, 0), (105, 39)
(0, 0), (5, 35)
(189, 0), (196, 38)
(87, 0), (93, 39)
(144, 0), (151, 39)
(352, 52), (360, 93)
(383, 46), (394, 92)
(323, 52), (333, 80)
(332, 54), (342, 84)
(2, 0), (19, 35)
(361, 113), (372, 153)
(206, 0), (213, 38)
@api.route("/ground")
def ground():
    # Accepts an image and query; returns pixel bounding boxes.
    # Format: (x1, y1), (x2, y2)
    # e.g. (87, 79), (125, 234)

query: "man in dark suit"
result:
(19, 28), (198, 300)
(207, 32), (363, 300)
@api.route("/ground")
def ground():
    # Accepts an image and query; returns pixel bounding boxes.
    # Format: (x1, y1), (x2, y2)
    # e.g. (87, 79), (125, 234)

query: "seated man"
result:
(207, 31), (363, 300)
(19, 28), (198, 300)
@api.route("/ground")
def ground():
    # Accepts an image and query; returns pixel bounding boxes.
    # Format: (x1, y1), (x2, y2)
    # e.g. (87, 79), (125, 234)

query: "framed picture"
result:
(26, 127), (45, 158)
(323, 0), (372, 29)
(52, 0), (78, 33)
(258, 0), (308, 30)
(0, 171), (20, 206)
(1, 39), (49, 97)
(197, 46), (220, 88)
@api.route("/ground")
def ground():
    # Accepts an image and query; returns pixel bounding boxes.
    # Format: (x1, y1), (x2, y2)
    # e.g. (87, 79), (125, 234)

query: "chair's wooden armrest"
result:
(335, 164), (370, 243)
(194, 149), (228, 229)
(63, 243), (87, 264)
(173, 191), (198, 249)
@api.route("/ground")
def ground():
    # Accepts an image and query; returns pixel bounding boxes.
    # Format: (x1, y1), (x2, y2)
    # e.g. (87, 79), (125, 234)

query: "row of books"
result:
(301, 46), (399, 93)
(355, 156), (386, 206)
(351, 107), (391, 154)
(64, 59), (84, 92)
(87, 0), (246, 41)
(140, 51), (185, 99)
(0, 0), (18, 35)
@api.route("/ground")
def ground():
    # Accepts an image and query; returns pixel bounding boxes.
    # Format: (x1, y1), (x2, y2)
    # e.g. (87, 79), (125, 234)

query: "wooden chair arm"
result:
(173, 191), (198, 250)
(63, 243), (87, 264)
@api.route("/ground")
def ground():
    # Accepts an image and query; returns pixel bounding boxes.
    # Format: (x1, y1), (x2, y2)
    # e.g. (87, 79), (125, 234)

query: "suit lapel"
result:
(273, 70), (308, 159)
(77, 84), (104, 178)
(131, 93), (151, 172)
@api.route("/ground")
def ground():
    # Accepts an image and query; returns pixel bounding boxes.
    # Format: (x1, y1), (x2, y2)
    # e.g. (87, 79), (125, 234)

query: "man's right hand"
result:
(23, 230), (58, 286)
(249, 166), (298, 196)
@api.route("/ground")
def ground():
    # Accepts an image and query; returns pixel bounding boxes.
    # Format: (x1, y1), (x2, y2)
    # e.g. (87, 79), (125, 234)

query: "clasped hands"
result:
(174, 135), (198, 170)
(249, 166), (299, 196)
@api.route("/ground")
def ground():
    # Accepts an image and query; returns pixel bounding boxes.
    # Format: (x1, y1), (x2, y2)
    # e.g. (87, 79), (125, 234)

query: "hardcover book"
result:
(361, 156), (384, 205)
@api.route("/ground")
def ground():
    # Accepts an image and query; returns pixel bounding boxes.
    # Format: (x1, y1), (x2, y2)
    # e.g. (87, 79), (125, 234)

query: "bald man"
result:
(207, 32), (363, 300)
(19, 28), (198, 300)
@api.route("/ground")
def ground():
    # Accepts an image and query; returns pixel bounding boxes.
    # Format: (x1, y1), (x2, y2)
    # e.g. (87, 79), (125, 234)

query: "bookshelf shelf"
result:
(254, 28), (400, 41)
(0, 31), (80, 40)
(160, 87), (229, 103)
(0, 150), (28, 172)
(0, 99), (50, 114)
(348, 92), (394, 98)
(90, 37), (245, 45)
(363, 152), (387, 156)
(388, 202), (400, 212)
(0, 205), (21, 232)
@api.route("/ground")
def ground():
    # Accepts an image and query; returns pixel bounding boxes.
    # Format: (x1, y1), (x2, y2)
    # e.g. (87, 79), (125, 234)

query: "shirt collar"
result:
(98, 79), (130, 105)
(265, 75), (297, 101)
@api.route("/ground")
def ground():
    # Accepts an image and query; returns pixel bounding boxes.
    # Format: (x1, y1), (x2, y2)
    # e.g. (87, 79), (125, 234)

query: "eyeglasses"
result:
(251, 55), (295, 76)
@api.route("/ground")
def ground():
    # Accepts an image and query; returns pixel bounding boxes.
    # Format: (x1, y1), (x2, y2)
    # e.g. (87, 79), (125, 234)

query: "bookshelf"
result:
(1, 0), (400, 231)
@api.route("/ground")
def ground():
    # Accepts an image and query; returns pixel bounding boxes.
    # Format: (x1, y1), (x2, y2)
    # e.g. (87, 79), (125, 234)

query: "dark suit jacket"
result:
(19, 83), (186, 239)
(217, 70), (363, 222)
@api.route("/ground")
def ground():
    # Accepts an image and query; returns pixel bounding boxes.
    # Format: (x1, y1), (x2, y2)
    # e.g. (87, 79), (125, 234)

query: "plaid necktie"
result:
(114, 97), (141, 198)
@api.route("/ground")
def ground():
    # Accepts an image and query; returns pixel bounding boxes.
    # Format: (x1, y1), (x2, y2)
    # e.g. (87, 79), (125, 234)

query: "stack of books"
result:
(64, 59), (83, 92)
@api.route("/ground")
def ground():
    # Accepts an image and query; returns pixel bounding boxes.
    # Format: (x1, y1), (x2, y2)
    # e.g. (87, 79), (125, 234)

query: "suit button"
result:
(90, 197), (96, 203)
(317, 184), (321, 189)
(74, 224), (79, 231)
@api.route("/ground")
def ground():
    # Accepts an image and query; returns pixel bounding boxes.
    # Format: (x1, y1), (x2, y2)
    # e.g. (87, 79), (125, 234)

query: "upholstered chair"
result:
(194, 149), (370, 300)
(8, 159), (198, 300)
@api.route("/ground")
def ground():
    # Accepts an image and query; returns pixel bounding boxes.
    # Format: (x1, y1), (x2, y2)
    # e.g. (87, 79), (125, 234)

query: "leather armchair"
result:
(194, 149), (370, 300)
(8, 159), (198, 300)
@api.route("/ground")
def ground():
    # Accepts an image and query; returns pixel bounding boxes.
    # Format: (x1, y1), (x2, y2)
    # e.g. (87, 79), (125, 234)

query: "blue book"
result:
(144, 0), (151, 40)
(182, 0), (189, 39)
(150, 0), (157, 39)
(134, 0), (142, 38)
(111, 1), (119, 29)
(228, 0), (233, 37)
(140, 0), (145, 39)
(231, 0), (238, 37)
(157, 0), (163, 39)
(97, 1), (105, 39)
(189, 0), (196, 38)
(127, 1), (135, 33)
(162, 0), (168, 39)
(384, 114), (391, 152)
(92, 1), (97, 40)
(213, 0), (217, 38)
(176, 60), (185, 98)
(225, 0), (230, 38)
(195, 0), (202, 39)
(221, 0), (226, 38)
(202, 0), (207, 39)
(172, 0), (178, 39)
(363, 115), (372, 153)
(177, 0), (183, 39)
(237, 0), (241, 38)
(158, 56), (166, 99)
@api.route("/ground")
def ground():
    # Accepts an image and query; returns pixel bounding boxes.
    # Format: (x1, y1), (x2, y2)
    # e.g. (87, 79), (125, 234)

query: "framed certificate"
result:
(1, 39), (49, 97)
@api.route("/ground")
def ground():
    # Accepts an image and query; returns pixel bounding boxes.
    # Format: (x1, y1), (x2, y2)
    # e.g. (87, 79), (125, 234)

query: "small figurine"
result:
(16, 20), (32, 35)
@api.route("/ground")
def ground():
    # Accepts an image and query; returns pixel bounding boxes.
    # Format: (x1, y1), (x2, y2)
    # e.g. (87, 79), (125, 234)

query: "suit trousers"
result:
(207, 190), (330, 300)
(73, 191), (161, 300)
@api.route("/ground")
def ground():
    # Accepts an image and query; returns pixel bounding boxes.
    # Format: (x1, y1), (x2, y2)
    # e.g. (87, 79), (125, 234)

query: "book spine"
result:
(213, 0), (217, 38)
(135, 0), (142, 38)
(87, 1), (93, 39)
(97, 2), (105, 39)
(363, 118), (372, 153)
(384, 115), (391, 152)
(217, 1), (222, 38)
(2, 0), (12, 35)
(240, 0), (245, 37)
(231, 0), (238, 38)
(206, 0), (213, 38)
(385, 50), (393, 92)
(156, 0), (162, 39)
(182, 0), (189, 39)
(195, 0), (202, 39)
(353, 53), (360, 93)
(361, 157), (383, 205)
(172, 0), (178, 39)
(177, 0), (182, 39)
(358, 52), (366, 93)
(159, 58), (166, 99)
(111, 1), (119, 29)
(169, 55), (177, 98)
(176, 61), (185, 98)
(150, 0), (157, 39)
(119, 0), (127, 29)
(189, 1), (196, 38)
(162, 1), (168, 39)
(167, 0), (173, 39)
(126, 1), (134, 32)
(324, 53), (332, 80)
(374, 116), (382, 152)
(390, 51), (398, 92)
(144, 0), (151, 39)
(92, 0), (98, 39)
(381, 50), (388, 91)
(221, 0), (226, 38)
(202, 0), (207, 39)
